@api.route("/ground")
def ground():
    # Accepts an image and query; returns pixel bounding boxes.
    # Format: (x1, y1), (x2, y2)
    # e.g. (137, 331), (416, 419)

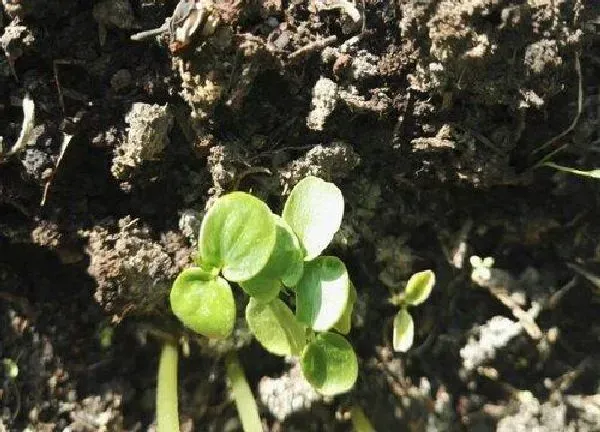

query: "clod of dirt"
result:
(93, 0), (140, 45)
(495, 391), (579, 432)
(333, 178), (381, 249)
(0, 21), (34, 64)
(84, 217), (191, 317)
(20, 147), (52, 181)
(178, 208), (203, 244)
(306, 77), (339, 131)
(110, 69), (132, 93)
(459, 315), (522, 374)
(405, 0), (583, 108)
(375, 236), (413, 289)
(257, 360), (321, 422)
(279, 141), (360, 192)
(111, 103), (174, 181)
(206, 144), (241, 200)
(30, 220), (82, 264)
(67, 391), (124, 432)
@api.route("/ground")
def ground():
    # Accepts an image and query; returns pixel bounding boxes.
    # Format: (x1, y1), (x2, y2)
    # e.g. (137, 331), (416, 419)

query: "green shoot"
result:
(169, 176), (358, 400)
(543, 162), (600, 180)
(295, 256), (349, 332)
(350, 405), (376, 432)
(225, 352), (263, 432)
(391, 270), (435, 352)
(283, 176), (344, 260)
(156, 342), (180, 432)
(301, 332), (358, 396)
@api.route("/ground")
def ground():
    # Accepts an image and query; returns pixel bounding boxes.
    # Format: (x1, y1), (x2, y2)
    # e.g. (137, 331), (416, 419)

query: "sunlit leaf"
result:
(393, 308), (414, 352)
(246, 298), (306, 356)
(241, 216), (304, 293)
(544, 162), (600, 180)
(403, 270), (435, 306)
(2, 358), (18, 379)
(283, 176), (344, 261)
(301, 332), (358, 396)
(239, 274), (281, 303)
(295, 256), (349, 331)
(199, 192), (276, 282)
(170, 267), (235, 338)
(334, 280), (357, 335)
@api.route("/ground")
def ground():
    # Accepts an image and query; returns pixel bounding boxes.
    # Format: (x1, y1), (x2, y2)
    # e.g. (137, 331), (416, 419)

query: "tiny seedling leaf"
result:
(300, 332), (358, 396)
(403, 270), (435, 306)
(240, 273), (281, 303)
(295, 256), (349, 331)
(170, 267), (235, 339)
(393, 308), (414, 352)
(283, 176), (344, 261)
(333, 280), (357, 335)
(544, 162), (600, 180)
(199, 192), (276, 282)
(2, 358), (18, 379)
(272, 216), (305, 287)
(246, 298), (306, 356)
(242, 216), (304, 292)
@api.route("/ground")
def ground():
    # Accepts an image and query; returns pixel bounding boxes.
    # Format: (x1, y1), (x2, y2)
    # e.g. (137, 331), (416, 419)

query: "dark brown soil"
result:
(2, 1), (600, 431)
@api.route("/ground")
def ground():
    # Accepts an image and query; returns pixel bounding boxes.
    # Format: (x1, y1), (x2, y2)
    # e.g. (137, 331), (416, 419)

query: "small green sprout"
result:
(391, 269), (435, 352)
(165, 176), (358, 430)
(2, 358), (18, 379)
(543, 162), (600, 180)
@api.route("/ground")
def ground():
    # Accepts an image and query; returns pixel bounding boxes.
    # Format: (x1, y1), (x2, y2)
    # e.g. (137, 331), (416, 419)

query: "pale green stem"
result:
(350, 405), (376, 432)
(157, 341), (180, 432)
(225, 352), (262, 432)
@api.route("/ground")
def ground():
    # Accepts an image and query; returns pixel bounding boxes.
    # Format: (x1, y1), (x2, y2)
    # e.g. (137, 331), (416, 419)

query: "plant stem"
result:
(225, 352), (262, 432)
(157, 341), (180, 432)
(350, 405), (376, 432)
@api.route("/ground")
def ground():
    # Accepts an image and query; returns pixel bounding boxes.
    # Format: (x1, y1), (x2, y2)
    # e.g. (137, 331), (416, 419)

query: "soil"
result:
(1, 0), (600, 431)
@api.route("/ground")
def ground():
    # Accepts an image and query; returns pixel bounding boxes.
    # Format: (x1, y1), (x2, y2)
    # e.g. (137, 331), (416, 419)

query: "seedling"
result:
(390, 269), (435, 352)
(164, 176), (358, 430)
(543, 162), (600, 180)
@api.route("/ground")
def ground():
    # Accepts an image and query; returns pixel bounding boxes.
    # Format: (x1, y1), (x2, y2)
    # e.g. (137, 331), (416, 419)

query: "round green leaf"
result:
(333, 280), (357, 335)
(272, 216), (305, 287)
(246, 298), (306, 356)
(393, 308), (414, 353)
(301, 332), (358, 396)
(170, 268), (235, 339)
(242, 216), (304, 289)
(199, 192), (276, 282)
(282, 176), (344, 261)
(239, 274), (281, 303)
(295, 256), (349, 331)
(404, 270), (435, 306)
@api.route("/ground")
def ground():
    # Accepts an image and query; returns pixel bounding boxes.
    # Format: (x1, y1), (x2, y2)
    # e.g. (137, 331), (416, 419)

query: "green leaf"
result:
(334, 280), (357, 335)
(241, 216), (304, 291)
(170, 267), (235, 338)
(239, 273), (281, 303)
(393, 308), (414, 352)
(543, 162), (600, 180)
(283, 176), (344, 261)
(2, 358), (18, 379)
(295, 256), (349, 331)
(246, 298), (306, 356)
(199, 192), (276, 282)
(403, 270), (435, 306)
(272, 216), (305, 287)
(300, 332), (358, 396)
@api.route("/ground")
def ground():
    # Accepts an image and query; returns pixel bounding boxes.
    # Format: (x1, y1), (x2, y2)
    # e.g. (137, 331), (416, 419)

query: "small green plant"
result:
(390, 269), (435, 352)
(165, 176), (358, 429)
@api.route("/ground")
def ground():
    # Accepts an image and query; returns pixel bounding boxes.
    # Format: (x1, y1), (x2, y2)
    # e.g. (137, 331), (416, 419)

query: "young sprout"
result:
(164, 176), (359, 431)
(392, 269), (436, 352)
